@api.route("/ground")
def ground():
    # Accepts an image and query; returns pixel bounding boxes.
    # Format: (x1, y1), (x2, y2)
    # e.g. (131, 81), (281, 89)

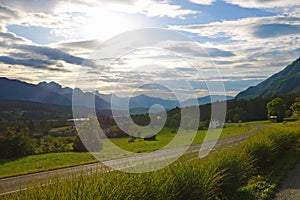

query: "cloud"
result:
(135, 0), (199, 19)
(253, 23), (300, 38)
(224, 0), (300, 9)
(1, 0), (198, 23)
(206, 47), (236, 57)
(169, 16), (300, 40)
(0, 0), (200, 45)
(55, 40), (101, 50)
(0, 0), (59, 12)
(0, 56), (54, 69)
(0, 4), (20, 22)
(169, 14), (300, 87)
(53, 40), (101, 58)
(167, 44), (235, 57)
(0, 27), (98, 75)
(0, 3), (62, 28)
(1, 0), (299, 98)
(0, 31), (28, 46)
(16, 44), (87, 66)
(188, 0), (216, 5)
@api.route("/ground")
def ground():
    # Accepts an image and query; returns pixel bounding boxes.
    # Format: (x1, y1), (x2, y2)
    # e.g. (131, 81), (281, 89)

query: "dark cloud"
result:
(174, 67), (198, 72)
(206, 47), (236, 57)
(14, 44), (96, 67)
(0, 55), (72, 72)
(0, 55), (54, 69)
(253, 24), (300, 38)
(0, 4), (20, 21)
(0, 31), (25, 42)
(18, 44), (83, 64)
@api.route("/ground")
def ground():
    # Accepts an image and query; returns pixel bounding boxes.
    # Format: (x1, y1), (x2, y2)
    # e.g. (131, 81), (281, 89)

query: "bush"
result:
(238, 175), (276, 200)
(198, 120), (210, 130)
(128, 136), (135, 143)
(37, 136), (70, 154)
(242, 137), (275, 171)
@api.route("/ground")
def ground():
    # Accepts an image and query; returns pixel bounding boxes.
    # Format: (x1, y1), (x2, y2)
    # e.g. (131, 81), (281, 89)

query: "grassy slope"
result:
(0, 153), (96, 178)
(0, 123), (255, 178)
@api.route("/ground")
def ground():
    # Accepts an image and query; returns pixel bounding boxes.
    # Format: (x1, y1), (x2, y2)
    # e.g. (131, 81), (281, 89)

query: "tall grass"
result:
(4, 123), (300, 200)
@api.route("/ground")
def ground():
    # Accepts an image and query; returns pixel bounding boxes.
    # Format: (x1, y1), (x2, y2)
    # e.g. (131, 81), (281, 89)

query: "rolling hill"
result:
(236, 57), (300, 100)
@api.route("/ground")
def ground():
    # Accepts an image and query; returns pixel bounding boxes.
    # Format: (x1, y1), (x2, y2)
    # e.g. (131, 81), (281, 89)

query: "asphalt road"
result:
(0, 125), (264, 196)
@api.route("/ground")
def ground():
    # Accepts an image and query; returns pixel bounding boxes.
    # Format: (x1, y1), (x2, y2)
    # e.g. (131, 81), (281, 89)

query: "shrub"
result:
(242, 137), (275, 171)
(38, 136), (70, 153)
(237, 175), (276, 200)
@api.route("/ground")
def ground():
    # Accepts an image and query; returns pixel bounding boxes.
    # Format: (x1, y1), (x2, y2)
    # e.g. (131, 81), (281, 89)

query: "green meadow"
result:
(0, 123), (255, 178)
(4, 121), (300, 200)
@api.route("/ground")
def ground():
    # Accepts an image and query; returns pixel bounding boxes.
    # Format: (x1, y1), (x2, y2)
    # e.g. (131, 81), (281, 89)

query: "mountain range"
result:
(1, 56), (300, 119)
(236, 57), (300, 100)
(0, 77), (110, 110)
(0, 77), (231, 113)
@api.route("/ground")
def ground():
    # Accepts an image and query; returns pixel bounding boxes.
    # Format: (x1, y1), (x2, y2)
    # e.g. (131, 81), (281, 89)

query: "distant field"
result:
(109, 124), (255, 153)
(0, 152), (96, 178)
(51, 126), (72, 131)
(0, 123), (256, 178)
(242, 120), (271, 125)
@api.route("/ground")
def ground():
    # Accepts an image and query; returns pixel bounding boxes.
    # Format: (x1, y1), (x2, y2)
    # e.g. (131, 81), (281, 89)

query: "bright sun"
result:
(82, 11), (137, 41)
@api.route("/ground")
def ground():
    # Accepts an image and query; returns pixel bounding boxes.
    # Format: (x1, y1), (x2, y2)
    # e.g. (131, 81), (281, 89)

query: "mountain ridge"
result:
(0, 77), (232, 111)
(236, 57), (300, 100)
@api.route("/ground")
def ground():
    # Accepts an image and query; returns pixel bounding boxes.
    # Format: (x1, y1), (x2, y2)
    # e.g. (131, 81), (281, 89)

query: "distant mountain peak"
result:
(38, 81), (62, 90)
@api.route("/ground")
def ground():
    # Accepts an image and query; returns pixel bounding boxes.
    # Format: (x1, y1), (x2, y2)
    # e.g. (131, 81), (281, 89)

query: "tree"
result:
(73, 115), (103, 152)
(28, 120), (35, 132)
(0, 127), (34, 159)
(267, 97), (286, 122)
(290, 97), (300, 114)
(73, 135), (88, 152)
(39, 120), (51, 136)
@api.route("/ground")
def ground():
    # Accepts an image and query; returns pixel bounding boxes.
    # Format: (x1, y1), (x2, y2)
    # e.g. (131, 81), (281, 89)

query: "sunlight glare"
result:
(82, 10), (137, 41)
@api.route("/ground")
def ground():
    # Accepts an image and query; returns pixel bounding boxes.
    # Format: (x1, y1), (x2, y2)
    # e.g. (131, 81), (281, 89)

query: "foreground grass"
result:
(4, 122), (300, 200)
(0, 124), (254, 178)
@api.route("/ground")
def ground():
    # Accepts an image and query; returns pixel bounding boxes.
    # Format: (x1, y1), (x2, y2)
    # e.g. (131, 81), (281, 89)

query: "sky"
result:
(0, 0), (300, 99)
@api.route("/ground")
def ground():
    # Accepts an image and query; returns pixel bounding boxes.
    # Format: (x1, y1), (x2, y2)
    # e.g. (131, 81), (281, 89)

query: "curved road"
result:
(0, 125), (265, 196)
